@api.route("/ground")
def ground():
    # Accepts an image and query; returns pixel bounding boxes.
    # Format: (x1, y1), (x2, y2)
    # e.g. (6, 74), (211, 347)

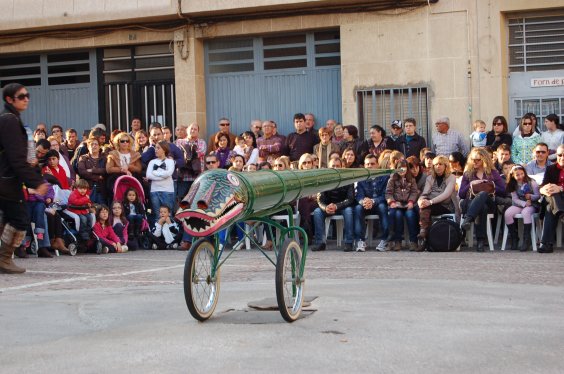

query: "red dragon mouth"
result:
(176, 195), (245, 237)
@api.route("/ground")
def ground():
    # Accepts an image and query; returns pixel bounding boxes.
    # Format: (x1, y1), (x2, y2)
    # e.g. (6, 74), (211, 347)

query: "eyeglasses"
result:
(14, 93), (30, 100)
(120, 139), (130, 143)
(536, 150), (547, 154)
(220, 123), (230, 127)
(206, 160), (217, 164)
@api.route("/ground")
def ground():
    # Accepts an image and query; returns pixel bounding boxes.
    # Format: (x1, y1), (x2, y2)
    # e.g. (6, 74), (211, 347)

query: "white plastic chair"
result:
(271, 202), (300, 244)
(325, 215), (344, 247)
(364, 214), (379, 246)
(500, 213), (540, 251)
(463, 213), (498, 251)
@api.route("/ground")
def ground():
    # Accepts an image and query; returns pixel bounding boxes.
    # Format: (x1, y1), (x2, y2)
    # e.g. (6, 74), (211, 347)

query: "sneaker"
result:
(356, 240), (366, 252)
(376, 240), (388, 252)
(121, 245), (128, 253)
(151, 243), (158, 250)
(344, 243), (354, 252)
(97, 246), (109, 255)
(233, 242), (244, 251)
(171, 243), (178, 249)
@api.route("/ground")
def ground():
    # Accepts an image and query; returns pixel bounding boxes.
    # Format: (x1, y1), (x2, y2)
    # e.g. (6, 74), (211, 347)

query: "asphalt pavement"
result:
(1, 245), (564, 373)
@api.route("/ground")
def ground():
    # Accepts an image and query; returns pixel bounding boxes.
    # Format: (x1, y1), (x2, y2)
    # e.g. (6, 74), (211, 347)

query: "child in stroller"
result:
(114, 176), (150, 248)
(67, 179), (94, 247)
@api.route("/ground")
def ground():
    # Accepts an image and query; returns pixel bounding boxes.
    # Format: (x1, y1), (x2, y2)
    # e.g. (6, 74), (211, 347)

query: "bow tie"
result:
(153, 162), (167, 171)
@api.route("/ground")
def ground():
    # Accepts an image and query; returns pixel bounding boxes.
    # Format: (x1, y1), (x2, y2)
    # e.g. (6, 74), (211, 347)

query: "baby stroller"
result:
(113, 175), (151, 248)
(51, 184), (92, 256)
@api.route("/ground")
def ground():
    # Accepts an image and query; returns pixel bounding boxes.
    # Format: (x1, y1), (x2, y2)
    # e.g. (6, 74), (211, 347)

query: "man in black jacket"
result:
(0, 83), (49, 274)
(393, 118), (427, 159)
(311, 158), (356, 252)
(539, 144), (564, 253)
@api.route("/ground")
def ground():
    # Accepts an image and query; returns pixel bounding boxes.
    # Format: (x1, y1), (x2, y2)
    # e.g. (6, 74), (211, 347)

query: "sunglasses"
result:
(120, 139), (130, 143)
(522, 122), (532, 126)
(557, 154), (564, 158)
(206, 160), (217, 164)
(220, 123), (230, 127)
(14, 93), (30, 100)
(302, 161), (312, 164)
(494, 122), (503, 126)
(275, 164), (284, 168)
(536, 150), (547, 154)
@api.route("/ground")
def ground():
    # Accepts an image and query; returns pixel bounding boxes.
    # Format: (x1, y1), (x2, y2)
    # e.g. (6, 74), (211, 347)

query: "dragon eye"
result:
(197, 201), (208, 210)
(227, 173), (239, 186)
(179, 200), (191, 209)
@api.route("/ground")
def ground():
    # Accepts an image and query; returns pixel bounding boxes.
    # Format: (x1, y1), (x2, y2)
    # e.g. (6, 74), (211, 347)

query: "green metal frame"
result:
(209, 204), (307, 279)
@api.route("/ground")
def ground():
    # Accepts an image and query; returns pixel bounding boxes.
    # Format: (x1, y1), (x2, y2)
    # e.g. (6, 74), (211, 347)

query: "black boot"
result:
(521, 224), (532, 252)
(508, 223), (519, 251)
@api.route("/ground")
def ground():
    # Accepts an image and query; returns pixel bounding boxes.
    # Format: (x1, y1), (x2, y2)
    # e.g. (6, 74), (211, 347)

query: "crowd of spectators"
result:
(17, 110), (564, 259)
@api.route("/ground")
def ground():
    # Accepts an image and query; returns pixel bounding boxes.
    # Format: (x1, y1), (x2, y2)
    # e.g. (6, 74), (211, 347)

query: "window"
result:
(356, 87), (429, 140)
(207, 38), (254, 74)
(263, 34), (307, 70)
(314, 30), (341, 67)
(0, 55), (41, 87)
(102, 44), (174, 83)
(513, 97), (564, 131)
(206, 30), (340, 74)
(47, 52), (90, 85)
(509, 16), (564, 72)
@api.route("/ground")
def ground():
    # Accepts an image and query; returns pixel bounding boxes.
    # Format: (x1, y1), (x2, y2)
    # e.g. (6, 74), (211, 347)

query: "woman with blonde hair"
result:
(416, 155), (458, 251)
(458, 147), (506, 251)
(106, 132), (142, 201)
(273, 156), (291, 171)
(298, 153), (314, 170)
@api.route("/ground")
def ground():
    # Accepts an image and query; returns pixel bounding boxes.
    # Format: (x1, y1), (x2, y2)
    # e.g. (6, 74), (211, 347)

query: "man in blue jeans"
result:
(354, 154), (390, 252)
(311, 158), (355, 252)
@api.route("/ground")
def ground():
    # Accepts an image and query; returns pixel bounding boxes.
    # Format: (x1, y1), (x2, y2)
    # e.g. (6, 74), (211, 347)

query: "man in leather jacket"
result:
(311, 157), (356, 252)
(0, 83), (49, 274)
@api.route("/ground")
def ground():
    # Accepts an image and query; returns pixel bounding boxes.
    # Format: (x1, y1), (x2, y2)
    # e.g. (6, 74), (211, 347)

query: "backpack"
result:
(427, 217), (463, 252)
(180, 142), (201, 176)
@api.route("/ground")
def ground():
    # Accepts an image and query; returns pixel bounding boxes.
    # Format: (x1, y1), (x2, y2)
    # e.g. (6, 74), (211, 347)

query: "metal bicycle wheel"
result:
(184, 239), (220, 321)
(275, 239), (304, 322)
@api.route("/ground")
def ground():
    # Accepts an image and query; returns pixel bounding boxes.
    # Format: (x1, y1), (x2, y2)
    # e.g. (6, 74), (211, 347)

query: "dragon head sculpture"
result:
(175, 170), (249, 237)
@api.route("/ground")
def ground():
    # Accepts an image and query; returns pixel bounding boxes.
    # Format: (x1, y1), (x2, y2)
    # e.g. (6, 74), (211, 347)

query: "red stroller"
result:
(113, 175), (150, 247)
